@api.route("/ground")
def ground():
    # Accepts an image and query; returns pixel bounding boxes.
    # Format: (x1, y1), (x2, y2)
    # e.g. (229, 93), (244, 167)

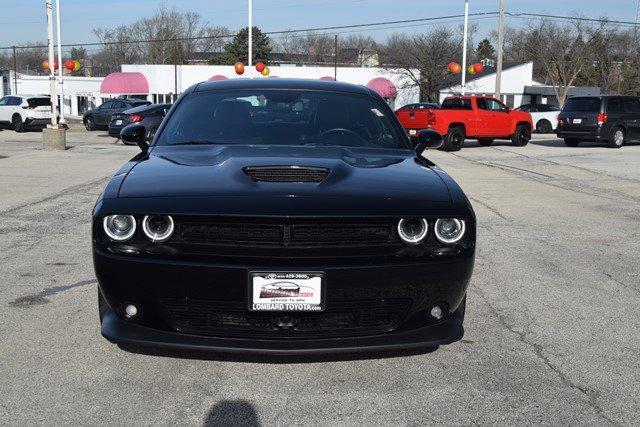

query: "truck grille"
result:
(243, 166), (329, 183)
(161, 298), (411, 338)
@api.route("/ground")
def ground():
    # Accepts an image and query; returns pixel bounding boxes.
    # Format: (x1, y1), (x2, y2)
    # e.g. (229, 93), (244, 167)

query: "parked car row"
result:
(396, 94), (640, 150)
(82, 98), (170, 144)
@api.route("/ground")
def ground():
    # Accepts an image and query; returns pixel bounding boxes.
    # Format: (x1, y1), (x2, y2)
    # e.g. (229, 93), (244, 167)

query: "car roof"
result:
(195, 78), (372, 96)
(124, 103), (170, 114)
(13, 94), (50, 99)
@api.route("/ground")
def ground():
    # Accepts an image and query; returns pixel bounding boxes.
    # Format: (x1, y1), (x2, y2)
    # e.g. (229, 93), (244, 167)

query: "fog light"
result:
(124, 304), (138, 319)
(430, 305), (443, 320)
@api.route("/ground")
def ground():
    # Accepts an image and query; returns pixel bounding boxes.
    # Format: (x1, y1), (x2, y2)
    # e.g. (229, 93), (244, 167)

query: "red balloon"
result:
(42, 60), (50, 70)
(64, 59), (75, 71)
(448, 62), (462, 74)
(234, 61), (245, 75)
(53, 60), (59, 70)
(473, 62), (484, 73)
(255, 61), (266, 72)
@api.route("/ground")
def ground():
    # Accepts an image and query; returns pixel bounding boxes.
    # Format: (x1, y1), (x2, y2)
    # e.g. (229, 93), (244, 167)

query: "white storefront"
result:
(121, 64), (419, 109)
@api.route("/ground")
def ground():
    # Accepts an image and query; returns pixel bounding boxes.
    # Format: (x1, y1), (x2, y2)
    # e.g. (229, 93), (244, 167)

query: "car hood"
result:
(117, 145), (451, 203)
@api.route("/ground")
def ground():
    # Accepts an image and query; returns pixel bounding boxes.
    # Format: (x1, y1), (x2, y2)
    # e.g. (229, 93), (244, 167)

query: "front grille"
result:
(243, 166), (329, 183)
(161, 298), (411, 338)
(177, 219), (396, 247)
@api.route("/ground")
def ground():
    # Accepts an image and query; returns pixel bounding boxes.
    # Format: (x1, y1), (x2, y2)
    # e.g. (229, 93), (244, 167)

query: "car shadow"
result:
(204, 400), (260, 426)
(117, 343), (439, 363)
(531, 139), (640, 148)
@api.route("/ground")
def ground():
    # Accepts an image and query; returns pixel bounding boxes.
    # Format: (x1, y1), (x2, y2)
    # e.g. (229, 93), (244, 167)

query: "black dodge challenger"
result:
(93, 78), (476, 355)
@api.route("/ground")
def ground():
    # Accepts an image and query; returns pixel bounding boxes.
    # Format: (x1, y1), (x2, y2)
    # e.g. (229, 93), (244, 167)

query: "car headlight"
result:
(103, 215), (136, 241)
(434, 218), (466, 244)
(142, 215), (174, 242)
(397, 218), (429, 244)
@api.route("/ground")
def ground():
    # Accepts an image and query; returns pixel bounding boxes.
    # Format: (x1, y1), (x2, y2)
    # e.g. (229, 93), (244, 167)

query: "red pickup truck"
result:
(396, 96), (533, 151)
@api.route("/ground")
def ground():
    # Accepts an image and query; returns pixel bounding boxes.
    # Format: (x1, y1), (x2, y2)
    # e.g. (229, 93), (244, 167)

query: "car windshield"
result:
(156, 89), (407, 149)
(563, 98), (601, 112)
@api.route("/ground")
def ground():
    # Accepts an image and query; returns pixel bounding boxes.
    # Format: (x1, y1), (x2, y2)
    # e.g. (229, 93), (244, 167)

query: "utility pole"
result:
(55, 0), (65, 124)
(43, 0), (66, 150)
(495, 0), (506, 99)
(461, 0), (469, 95)
(45, 0), (57, 127)
(12, 46), (17, 95)
(248, 0), (252, 76)
(334, 34), (338, 81)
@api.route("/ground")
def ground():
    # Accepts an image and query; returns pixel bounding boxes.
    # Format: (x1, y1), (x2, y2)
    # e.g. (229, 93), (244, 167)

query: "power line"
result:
(0, 12), (499, 51)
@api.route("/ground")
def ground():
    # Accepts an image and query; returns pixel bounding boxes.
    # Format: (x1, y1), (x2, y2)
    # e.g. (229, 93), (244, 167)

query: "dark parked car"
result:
(83, 98), (151, 131)
(108, 103), (171, 142)
(93, 78), (475, 355)
(557, 95), (640, 148)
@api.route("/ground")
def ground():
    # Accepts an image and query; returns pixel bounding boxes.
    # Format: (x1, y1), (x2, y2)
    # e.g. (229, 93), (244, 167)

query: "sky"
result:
(0, 0), (638, 49)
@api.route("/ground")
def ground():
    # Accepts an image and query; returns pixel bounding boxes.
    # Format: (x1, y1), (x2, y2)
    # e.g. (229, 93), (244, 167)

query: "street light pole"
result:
(55, 0), (65, 124)
(45, 0), (58, 127)
(461, 0), (469, 96)
(495, 0), (506, 99)
(248, 0), (253, 76)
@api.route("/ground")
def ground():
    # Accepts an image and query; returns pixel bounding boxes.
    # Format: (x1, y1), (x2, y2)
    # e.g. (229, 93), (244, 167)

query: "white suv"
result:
(0, 94), (54, 132)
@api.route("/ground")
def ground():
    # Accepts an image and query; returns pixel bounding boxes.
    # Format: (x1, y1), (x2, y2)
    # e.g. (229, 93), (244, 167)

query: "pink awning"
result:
(366, 77), (397, 99)
(100, 72), (149, 94)
(319, 76), (335, 81)
(208, 75), (228, 81)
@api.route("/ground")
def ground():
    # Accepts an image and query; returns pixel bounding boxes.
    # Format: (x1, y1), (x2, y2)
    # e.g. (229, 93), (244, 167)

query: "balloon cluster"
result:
(42, 59), (81, 72)
(234, 60), (271, 76)
(448, 61), (485, 75)
(468, 62), (485, 75)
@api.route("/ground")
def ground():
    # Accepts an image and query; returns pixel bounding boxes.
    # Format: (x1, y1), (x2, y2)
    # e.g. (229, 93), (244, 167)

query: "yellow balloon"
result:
(261, 66), (270, 76)
(73, 60), (81, 72)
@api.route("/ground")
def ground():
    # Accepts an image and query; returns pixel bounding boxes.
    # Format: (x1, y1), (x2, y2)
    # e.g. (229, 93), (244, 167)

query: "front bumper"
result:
(101, 307), (464, 355)
(94, 244), (473, 354)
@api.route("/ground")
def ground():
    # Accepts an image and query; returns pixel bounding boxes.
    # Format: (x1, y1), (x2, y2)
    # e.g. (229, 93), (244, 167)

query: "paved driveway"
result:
(0, 130), (638, 424)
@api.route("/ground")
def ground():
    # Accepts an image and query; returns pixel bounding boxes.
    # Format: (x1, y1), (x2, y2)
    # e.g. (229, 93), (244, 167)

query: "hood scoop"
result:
(243, 166), (330, 183)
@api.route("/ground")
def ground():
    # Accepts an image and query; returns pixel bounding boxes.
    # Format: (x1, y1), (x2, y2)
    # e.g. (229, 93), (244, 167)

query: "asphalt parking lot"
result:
(1, 127), (639, 424)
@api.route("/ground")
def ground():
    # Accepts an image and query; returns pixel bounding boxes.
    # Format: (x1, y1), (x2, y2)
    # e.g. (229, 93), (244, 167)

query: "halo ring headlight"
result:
(397, 218), (429, 245)
(103, 215), (136, 242)
(434, 218), (466, 244)
(142, 215), (175, 242)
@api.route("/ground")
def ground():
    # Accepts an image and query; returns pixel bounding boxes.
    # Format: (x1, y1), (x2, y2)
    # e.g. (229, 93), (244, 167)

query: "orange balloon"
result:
(234, 61), (245, 75)
(42, 60), (50, 70)
(448, 62), (461, 74)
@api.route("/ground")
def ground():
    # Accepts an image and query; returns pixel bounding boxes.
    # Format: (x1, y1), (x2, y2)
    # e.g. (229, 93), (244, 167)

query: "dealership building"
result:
(2, 60), (600, 118)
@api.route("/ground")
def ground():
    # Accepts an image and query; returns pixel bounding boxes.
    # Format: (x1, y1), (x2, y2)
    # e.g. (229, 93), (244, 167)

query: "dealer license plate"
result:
(115, 120), (123, 125)
(249, 272), (324, 312)
(572, 118), (582, 124)
(409, 129), (417, 135)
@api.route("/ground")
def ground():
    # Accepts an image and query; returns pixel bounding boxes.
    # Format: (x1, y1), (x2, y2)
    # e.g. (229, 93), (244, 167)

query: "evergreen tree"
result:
(221, 26), (272, 65)
(476, 38), (496, 61)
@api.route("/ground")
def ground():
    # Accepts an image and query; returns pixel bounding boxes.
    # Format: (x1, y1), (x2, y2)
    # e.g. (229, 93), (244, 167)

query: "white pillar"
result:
(461, 0), (469, 96)
(55, 0), (65, 123)
(248, 0), (253, 76)
(45, 0), (58, 126)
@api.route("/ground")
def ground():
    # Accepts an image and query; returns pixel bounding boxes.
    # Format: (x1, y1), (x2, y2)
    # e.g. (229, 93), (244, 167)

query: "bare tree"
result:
(505, 18), (604, 106)
(384, 28), (462, 102)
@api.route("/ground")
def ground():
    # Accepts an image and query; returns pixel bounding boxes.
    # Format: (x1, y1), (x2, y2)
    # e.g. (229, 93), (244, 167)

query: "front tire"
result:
(608, 127), (624, 148)
(443, 126), (465, 152)
(536, 119), (553, 134)
(511, 124), (531, 147)
(12, 114), (25, 132)
(84, 117), (95, 131)
(477, 138), (493, 146)
(564, 138), (580, 147)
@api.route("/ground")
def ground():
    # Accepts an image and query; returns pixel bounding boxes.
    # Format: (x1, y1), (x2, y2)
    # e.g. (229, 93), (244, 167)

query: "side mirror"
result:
(415, 129), (443, 156)
(121, 124), (148, 153)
